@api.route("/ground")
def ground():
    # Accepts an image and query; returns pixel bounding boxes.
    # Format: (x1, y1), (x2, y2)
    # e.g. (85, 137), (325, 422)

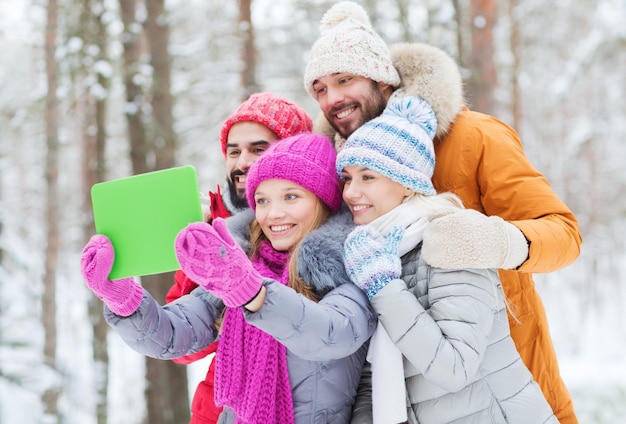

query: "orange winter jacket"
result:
(432, 108), (582, 423)
(387, 42), (583, 423)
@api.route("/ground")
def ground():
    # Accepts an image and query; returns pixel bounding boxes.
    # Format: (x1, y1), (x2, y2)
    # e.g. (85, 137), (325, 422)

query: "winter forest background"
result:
(1, 0), (625, 423)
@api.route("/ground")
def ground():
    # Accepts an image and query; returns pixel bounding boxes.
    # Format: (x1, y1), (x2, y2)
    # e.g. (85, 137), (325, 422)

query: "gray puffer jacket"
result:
(105, 208), (377, 424)
(368, 244), (558, 424)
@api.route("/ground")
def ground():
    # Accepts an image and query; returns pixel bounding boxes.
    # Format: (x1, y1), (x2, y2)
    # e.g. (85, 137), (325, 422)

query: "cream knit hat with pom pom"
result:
(304, 1), (400, 96)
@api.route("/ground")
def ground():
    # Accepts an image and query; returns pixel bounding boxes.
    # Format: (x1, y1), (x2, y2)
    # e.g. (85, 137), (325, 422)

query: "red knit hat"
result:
(220, 92), (313, 156)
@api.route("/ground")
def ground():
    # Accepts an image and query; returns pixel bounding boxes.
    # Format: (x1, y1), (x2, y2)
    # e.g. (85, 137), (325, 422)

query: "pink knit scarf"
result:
(214, 241), (294, 424)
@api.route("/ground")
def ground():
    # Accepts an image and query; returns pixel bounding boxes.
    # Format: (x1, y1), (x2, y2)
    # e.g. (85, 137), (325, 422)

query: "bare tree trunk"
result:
(144, 1), (190, 423)
(143, 275), (190, 424)
(120, 0), (150, 175)
(451, 0), (464, 67)
(468, 0), (497, 113)
(42, 0), (61, 420)
(78, 1), (111, 423)
(238, 0), (258, 99)
(395, 0), (412, 42)
(508, 0), (522, 129)
(147, 0), (177, 170)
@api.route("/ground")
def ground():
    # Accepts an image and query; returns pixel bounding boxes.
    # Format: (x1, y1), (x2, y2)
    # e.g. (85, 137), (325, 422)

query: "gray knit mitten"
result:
(343, 226), (404, 300)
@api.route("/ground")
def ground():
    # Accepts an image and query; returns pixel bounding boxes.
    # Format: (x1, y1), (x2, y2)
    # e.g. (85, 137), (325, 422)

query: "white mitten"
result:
(422, 209), (529, 270)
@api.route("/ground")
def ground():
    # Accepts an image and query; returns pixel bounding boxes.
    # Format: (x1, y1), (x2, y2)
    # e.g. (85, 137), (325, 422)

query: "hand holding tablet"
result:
(90, 165), (204, 280)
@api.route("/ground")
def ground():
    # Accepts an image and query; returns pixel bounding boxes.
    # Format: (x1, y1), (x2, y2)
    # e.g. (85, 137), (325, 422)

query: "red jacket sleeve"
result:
(165, 269), (200, 303)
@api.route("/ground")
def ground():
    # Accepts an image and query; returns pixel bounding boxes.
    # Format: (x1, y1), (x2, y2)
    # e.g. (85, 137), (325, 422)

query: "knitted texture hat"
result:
(304, 1), (400, 96)
(220, 92), (313, 156)
(246, 133), (342, 212)
(336, 94), (438, 196)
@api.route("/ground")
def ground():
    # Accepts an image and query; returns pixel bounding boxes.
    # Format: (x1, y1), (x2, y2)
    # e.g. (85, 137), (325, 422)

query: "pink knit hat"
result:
(220, 92), (313, 156)
(246, 133), (342, 212)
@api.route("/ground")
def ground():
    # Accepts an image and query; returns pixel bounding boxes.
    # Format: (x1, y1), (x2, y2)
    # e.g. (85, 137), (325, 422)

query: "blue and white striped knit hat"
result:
(336, 94), (437, 196)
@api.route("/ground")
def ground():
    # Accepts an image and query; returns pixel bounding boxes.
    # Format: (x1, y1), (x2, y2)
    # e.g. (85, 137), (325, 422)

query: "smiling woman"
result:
(80, 132), (376, 424)
(337, 94), (558, 424)
(252, 180), (320, 252)
(245, 133), (341, 256)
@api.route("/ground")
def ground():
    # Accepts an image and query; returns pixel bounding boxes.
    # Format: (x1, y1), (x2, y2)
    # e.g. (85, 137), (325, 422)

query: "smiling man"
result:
(217, 93), (314, 215)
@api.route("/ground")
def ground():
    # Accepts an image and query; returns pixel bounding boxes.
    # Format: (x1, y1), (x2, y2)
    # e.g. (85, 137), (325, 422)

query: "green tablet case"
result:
(91, 165), (204, 280)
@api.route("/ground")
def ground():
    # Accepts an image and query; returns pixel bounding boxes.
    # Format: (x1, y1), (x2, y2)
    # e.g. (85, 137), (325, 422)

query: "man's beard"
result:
(227, 169), (250, 210)
(328, 82), (388, 139)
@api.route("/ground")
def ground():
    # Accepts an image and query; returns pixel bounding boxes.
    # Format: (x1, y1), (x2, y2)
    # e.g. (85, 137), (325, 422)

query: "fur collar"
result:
(390, 42), (464, 138)
(225, 206), (355, 295)
(312, 42), (464, 141)
(225, 208), (255, 252)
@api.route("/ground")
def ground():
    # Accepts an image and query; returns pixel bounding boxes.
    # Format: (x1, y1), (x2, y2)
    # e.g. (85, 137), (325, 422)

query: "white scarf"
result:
(369, 201), (428, 256)
(366, 201), (427, 424)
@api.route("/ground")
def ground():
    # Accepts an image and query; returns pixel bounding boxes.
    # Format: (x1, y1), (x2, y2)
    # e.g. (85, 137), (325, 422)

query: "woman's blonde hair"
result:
(248, 197), (331, 302)
(403, 191), (464, 219)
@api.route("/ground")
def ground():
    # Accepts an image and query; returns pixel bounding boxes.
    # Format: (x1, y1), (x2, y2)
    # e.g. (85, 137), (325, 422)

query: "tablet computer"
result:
(91, 165), (204, 280)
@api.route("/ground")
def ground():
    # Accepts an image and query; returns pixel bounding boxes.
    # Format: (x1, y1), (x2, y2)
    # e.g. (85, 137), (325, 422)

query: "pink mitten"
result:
(80, 235), (144, 316)
(175, 218), (264, 307)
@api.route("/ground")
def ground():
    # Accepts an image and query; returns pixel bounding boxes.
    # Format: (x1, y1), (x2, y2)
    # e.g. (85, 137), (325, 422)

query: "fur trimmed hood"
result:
(390, 42), (464, 138)
(312, 42), (464, 141)
(295, 206), (354, 296)
(225, 206), (354, 295)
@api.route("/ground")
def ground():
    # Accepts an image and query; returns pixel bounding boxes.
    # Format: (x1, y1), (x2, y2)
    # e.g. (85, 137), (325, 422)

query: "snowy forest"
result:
(1, 0), (625, 423)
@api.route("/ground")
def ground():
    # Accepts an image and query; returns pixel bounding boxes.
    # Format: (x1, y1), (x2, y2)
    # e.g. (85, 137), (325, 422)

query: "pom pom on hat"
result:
(246, 133), (342, 212)
(304, 1), (400, 96)
(336, 94), (438, 196)
(319, 1), (371, 31)
(220, 92), (313, 156)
